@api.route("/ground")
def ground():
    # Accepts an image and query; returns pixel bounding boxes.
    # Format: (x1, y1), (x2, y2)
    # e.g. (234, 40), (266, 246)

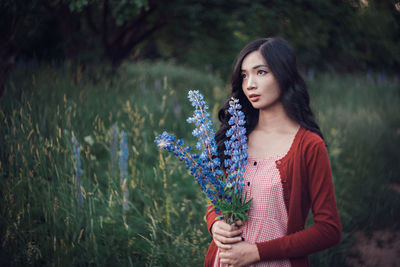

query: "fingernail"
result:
(241, 237), (245, 241)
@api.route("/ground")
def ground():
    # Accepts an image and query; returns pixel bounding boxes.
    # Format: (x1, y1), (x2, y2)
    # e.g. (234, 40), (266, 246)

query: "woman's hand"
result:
(218, 241), (260, 267)
(211, 220), (243, 250)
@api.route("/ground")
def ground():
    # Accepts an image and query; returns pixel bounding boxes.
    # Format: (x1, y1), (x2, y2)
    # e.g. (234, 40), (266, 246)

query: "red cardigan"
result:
(205, 127), (342, 267)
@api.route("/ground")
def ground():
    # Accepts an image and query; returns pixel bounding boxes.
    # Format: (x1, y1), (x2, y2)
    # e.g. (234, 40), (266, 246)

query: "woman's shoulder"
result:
(290, 127), (330, 167)
(297, 127), (326, 152)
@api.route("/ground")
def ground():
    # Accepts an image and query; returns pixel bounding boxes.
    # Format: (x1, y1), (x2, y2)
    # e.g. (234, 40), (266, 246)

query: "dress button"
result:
(247, 182), (250, 186)
(276, 160), (281, 165)
(253, 161), (257, 166)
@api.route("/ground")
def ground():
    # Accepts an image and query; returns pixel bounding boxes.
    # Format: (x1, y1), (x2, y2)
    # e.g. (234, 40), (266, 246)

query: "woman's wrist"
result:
(248, 243), (261, 263)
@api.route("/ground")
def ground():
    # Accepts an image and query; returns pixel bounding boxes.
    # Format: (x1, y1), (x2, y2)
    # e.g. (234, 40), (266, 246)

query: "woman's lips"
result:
(248, 94), (260, 102)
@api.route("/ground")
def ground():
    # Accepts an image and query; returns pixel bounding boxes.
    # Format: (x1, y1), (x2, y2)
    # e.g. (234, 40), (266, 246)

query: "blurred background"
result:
(1, 0), (399, 266)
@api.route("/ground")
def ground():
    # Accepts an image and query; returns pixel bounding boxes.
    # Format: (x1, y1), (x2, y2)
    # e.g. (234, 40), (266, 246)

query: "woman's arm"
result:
(256, 140), (342, 260)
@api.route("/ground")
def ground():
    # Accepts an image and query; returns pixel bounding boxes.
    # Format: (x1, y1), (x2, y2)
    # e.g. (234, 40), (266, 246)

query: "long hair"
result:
(215, 37), (323, 160)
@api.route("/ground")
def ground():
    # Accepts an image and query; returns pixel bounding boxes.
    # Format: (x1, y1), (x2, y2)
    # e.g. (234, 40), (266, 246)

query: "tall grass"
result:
(1, 62), (399, 266)
(308, 73), (400, 265)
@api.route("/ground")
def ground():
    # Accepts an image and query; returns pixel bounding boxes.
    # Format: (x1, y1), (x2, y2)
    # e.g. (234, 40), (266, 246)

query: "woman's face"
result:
(241, 50), (281, 110)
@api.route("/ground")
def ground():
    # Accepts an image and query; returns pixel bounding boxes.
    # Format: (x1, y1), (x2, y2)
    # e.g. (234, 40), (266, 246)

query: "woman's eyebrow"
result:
(240, 64), (269, 72)
(252, 64), (268, 69)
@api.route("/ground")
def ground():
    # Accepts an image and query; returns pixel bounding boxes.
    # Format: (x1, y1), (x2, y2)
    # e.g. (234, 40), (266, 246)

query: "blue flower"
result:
(223, 98), (248, 193)
(119, 131), (129, 182)
(155, 92), (251, 223)
(71, 136), (84, 207)
(155, 132), (176, 150)
(119, 131), (131, 211)
(110, 124), (119, 175)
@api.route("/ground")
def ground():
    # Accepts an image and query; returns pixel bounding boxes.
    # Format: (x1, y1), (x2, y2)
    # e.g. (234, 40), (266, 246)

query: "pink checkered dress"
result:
(214, 155), (291, 267)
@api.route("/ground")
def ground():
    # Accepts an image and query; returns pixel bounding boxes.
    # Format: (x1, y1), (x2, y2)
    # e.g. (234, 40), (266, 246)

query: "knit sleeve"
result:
(255, 140), (342, 260)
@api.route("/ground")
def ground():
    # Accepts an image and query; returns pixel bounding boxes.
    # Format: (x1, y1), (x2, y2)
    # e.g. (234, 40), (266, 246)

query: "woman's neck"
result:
(255, 102), (299, 134)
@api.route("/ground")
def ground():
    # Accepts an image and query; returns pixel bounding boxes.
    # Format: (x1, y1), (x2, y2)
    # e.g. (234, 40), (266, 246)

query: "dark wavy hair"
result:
(215, 37), (323, 160)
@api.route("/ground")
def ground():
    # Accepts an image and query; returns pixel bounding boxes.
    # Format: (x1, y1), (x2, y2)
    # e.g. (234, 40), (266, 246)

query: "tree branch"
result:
(111, 4), (157, 47)
(123, 22), (164, 55)
(110, 21), (164, 68)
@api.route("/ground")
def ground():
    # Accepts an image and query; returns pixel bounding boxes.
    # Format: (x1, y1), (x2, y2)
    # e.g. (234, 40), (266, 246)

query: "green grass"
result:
(308, 73), (400, 265)
(1, 62), (399, 266)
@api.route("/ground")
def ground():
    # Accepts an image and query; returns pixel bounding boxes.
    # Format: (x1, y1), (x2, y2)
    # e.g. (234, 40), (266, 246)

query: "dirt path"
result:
(346, 184), (400, 267)
(347, 230), (400, 267)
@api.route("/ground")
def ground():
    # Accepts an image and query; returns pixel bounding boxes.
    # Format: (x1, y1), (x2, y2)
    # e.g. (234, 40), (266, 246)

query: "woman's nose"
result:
(246, 75), (256, 90)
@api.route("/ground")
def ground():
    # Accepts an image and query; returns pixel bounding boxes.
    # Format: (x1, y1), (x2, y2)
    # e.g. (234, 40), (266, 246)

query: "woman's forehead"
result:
(241, 51), (268, 70)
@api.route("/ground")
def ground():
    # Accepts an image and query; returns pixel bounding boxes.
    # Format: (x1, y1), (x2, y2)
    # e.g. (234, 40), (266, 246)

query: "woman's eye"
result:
(257, 70), (267, 75)
(241, 73), (247, 79)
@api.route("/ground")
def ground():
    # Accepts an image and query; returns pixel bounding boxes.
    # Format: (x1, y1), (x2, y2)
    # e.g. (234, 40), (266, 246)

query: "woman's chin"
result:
(250, 102), (264, 110)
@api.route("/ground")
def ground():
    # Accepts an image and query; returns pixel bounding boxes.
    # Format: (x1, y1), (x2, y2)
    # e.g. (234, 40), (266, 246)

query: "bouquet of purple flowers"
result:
(155, 90), (252, 224)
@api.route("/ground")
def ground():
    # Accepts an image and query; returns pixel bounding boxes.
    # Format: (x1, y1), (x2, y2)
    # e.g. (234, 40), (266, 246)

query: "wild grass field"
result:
(1, 62), (399, 266)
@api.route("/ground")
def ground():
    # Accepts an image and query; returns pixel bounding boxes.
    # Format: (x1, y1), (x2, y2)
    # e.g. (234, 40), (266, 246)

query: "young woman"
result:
(205, 37), (341, 267)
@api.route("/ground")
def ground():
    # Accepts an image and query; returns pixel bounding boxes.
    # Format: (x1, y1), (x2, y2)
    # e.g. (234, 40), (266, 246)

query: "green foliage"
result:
(66, 0), (149, 25)
(2, 0), (399, 78)
(0, 62), (222, 266)
(214, 192), (253, 224)
(307, 73), (400, 265)
(1, 62), (399, 266)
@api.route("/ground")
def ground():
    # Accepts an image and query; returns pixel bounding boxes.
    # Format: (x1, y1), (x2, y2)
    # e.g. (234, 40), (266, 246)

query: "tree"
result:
(1, 0), (399, 89)
(61, 0), (247, 71)
(0, 1), (47, 96)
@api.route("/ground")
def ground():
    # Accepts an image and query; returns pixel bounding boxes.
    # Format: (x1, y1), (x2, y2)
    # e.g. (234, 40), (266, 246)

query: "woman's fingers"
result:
(219, 251), (238, 266)
(219, 255), (233, 265)
(214, 233), (242, 244)
(214, 227), (242, 238)
(234, 220), (244, 227)
(212, 220), (243, 247)
(214, 240), (232, 250)
(214, 220), (240, 232)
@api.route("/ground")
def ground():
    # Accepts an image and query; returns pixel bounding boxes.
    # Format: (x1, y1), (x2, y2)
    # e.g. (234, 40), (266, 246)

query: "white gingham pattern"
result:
(214, 155), (291, 267)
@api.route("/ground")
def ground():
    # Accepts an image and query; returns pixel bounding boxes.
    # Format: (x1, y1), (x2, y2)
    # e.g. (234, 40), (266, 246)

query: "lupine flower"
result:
(155, 90), (252, 224)
(119, 131), (128, 183)
(71, 136), (84, 207)
(119, 131), (130, 211)
(223, 98), (248, 194)
(110, 124), (119, 176)
(154, 131), (220, 203)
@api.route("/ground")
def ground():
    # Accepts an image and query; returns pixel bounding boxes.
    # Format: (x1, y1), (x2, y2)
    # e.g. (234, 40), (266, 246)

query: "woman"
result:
(205, 37), (341, 267)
